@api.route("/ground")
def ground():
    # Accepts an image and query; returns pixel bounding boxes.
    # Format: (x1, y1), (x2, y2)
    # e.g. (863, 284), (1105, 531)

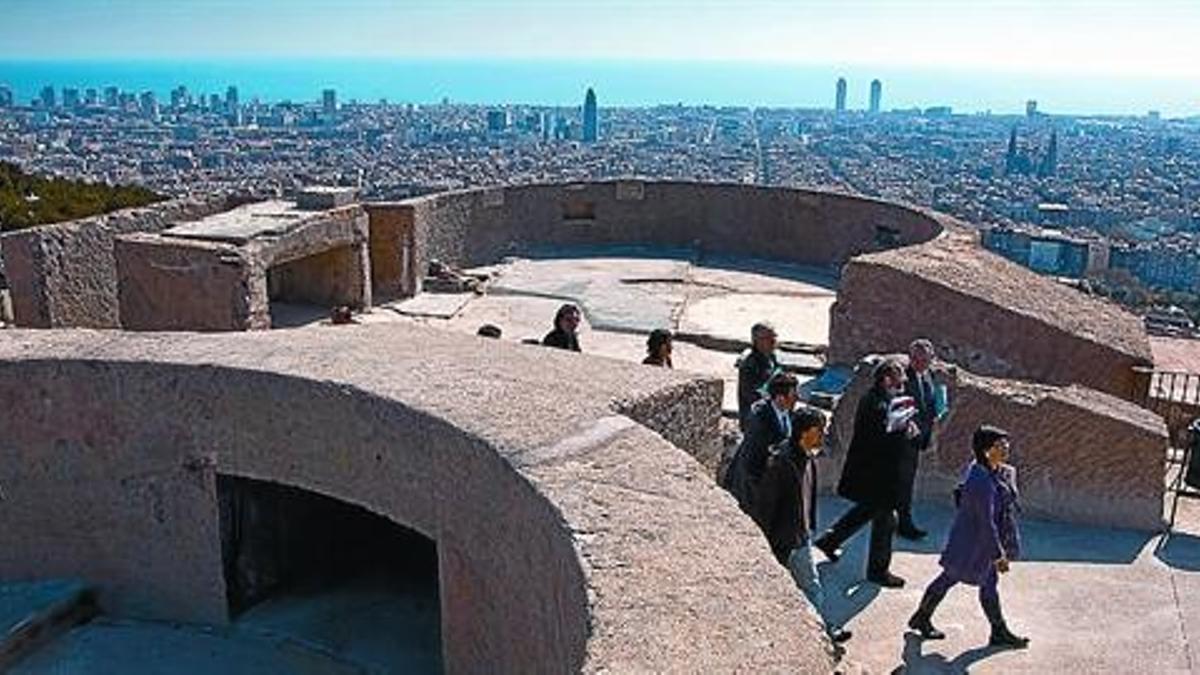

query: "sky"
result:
(3, 0), (1200, 79)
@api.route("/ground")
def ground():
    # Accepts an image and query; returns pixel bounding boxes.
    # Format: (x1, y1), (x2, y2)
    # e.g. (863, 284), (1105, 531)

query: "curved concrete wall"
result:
(387, 180), (943, 281)
(0, 326), (835, 673)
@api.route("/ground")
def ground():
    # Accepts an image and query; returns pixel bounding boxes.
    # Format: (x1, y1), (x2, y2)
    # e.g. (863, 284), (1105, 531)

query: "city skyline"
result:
(3, 0), (1200, 81)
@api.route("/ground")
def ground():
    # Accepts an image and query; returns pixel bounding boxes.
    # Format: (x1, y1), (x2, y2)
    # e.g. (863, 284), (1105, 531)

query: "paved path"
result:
(817, 495), (1200, 674)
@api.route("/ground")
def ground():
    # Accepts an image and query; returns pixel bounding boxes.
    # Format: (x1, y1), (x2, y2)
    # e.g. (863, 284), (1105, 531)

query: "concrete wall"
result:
(0, 326), (835, 674)
(116, 205), (370, 331)
(829, 232), (1154, 401)
(388, 180), (943, 296)
(363, 202), (418, 301)
(1, 196), (238, 328)
(114, 235), (267, 332)
(825, 357), (1167, 531)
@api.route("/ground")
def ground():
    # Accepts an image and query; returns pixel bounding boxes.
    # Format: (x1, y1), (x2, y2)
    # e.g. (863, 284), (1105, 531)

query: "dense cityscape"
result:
(2, 79), (1200, 325)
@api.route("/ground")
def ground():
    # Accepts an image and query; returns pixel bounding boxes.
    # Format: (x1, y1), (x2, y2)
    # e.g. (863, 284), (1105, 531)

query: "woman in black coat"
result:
(542, 303), (582, 352)
(813, 357), (915, 587)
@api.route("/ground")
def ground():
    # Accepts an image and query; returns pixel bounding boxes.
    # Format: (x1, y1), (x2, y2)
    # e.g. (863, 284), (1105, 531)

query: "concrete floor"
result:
(365, 253), (838, 414)
(823, 492), (1200, 674)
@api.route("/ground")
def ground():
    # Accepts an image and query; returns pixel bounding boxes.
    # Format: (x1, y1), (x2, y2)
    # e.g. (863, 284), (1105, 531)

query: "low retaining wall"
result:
(1, 196), (240, 328)
(825, 356), (1167, 531)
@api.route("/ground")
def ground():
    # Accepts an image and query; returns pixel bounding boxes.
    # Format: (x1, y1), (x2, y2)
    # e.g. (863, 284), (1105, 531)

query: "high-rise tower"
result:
(835, 77), (847, 113)
(582, 87), (598, 143)
(869, 79), (882, 114)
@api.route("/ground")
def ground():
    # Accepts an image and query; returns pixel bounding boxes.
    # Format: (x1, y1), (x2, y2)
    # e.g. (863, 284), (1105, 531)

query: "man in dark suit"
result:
(898, 339), (938, 540)
(736, 322), (780, 433)
(813, 358), (914, 588)
(724, 372), (798, 513)
(754, 407), (851, 643)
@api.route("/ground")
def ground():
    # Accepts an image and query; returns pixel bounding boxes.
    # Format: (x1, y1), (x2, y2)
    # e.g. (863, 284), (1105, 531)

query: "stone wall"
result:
(0, 326), (835, 673)
(825, 356), (1167, 531)
(363, 202), (418, 301)
(398, 180), (944, 282)
(828, 232), (1154, 401)
(616, 377), (725, 472)
(114, 235), (267, 331)
(1, 196), (237, 328)
(115, 205), (370, 331)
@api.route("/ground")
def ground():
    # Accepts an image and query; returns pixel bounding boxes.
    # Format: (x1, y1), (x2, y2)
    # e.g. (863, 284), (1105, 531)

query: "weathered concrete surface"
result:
(829, 232), (1154, 401)
(0, 195), (236, 328)
(0, 326), (835, 673)
(820, 494), (1200, 674)
(827, 357), (1167, 531)
(116, 201), (371, 331)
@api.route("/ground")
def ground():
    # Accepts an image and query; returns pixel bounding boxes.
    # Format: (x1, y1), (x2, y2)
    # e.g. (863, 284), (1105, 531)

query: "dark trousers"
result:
(817, 502), (896, 577)
(897, 446), (920, 529)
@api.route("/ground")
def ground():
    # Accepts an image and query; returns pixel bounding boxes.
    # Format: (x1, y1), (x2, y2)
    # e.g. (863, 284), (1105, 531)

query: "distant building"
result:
(170, 86), (189, 111)
(322, 89), (337, 116)
(1038, 131), (1058, 177)
(103, 86), (119, 108)
(835, 77), (847, 113)
(0, 85), (12, 108)
(486, 109), (508, 133)
(40, 86), (56, 109)
(868, 79), (882, 114)
(1026, 100), (1038, 118)
(582, 87), (598, 143)
(1110, 244), (1200, 293)
(62, 88), (80, 110)
(226, 86), (239, 114)
(983, 225), (1107, 278)
(84, 88), (98, 106)
(139, 91), (159, 121)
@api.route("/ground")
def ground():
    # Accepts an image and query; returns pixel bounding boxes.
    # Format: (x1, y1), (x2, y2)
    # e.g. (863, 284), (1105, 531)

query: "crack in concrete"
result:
(1170, 570), (1196, 672)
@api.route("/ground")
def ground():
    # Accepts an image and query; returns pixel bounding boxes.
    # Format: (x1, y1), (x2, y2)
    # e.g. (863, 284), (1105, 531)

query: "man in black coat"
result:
(898, 339), (938, 540)
(754, 407), (851, 643)
(736, 322), (780, 432)
(724, 372), (798, 513)
(813, 358), (914, 588)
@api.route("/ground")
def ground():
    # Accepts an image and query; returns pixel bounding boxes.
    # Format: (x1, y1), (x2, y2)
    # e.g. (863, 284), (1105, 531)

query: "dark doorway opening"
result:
(218, 475), (441, 672)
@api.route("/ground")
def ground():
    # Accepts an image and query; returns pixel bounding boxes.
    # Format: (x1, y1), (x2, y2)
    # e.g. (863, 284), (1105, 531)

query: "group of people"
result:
(523, 302), (675, 367)
(725, 324), (1029, 650)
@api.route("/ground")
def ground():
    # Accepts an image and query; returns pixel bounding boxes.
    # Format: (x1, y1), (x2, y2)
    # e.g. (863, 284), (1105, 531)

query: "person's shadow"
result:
(890, 632), (1006, 674)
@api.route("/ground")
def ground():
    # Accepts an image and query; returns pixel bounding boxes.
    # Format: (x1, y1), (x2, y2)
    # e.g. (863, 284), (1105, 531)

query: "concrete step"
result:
(0, 579), (97, 671)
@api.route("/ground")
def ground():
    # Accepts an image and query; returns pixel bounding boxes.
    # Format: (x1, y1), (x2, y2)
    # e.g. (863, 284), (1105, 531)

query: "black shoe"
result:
(989, 624), (1030, 649)
(867, 572), (906, 588)
(829, 626), (853, 643)
(897, 526), (928, 541)
(814, 537), (842, 563)
(907, 613), (946, 640)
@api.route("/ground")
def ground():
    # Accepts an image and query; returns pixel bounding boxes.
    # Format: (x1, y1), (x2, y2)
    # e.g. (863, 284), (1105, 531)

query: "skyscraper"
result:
(40, 85), (56, 109)
(1039, 131), (1059, 177)
(582, 87), (598, 143)
(103, 86), (119, 108)
(62, 88), (80, 110)
(322, 89), (337, 116)
(84, 88), (98, 106)
(1026, 100), (1038, 118)
(226, 86), (239, 114)
(835, 77), (847, 113)
(0, 85), (12, 108)
(869, 79), (882, 114)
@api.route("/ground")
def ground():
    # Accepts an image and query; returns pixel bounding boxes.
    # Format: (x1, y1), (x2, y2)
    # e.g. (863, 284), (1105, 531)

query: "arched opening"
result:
(217, 474), (441, 672)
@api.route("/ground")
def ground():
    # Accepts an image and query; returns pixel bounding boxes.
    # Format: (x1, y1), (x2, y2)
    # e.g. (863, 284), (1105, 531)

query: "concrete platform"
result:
(817, 495), (1200, 674)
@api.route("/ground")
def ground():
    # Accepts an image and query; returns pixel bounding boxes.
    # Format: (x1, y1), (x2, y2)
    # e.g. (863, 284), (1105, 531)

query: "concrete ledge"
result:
(826, 356), (1167, 531)
(0, 580), (96, 671)
(829, 231), (1153, 401)
(0, 325), (835, 673)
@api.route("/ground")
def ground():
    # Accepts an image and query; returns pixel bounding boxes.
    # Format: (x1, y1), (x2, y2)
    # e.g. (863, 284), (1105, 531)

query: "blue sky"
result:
(3, 0), (1199, 78)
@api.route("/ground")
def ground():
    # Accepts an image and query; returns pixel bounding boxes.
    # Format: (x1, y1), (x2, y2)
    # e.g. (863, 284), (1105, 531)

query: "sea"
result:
(0, 58), (1196, 118)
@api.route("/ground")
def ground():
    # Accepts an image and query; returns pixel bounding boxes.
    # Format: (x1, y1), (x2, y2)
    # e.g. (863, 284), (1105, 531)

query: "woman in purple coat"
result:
(907, 424), (1029, 648)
